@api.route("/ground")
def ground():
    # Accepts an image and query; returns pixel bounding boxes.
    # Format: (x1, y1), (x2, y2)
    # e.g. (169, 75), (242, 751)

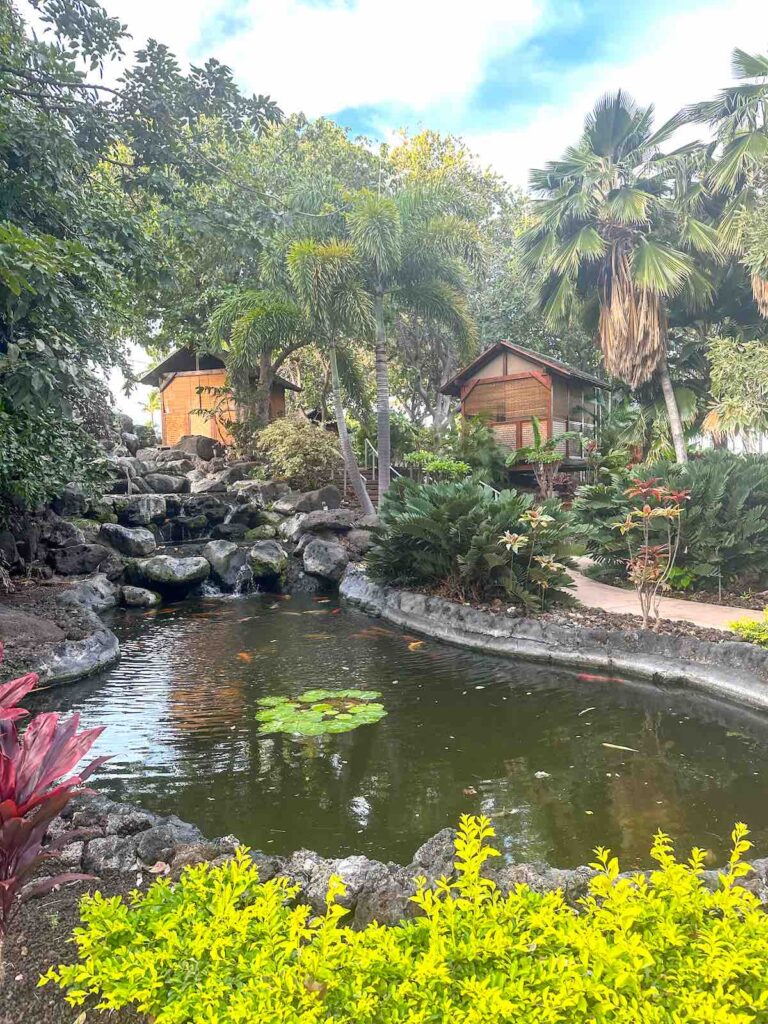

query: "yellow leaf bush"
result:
(42, 815), (768, 1023)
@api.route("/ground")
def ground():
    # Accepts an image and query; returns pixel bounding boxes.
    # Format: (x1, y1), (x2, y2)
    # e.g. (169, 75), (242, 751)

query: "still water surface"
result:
(35, 593), (768, 868)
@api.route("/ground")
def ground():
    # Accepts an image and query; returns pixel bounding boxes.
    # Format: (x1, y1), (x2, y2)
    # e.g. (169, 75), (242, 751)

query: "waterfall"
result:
(233, 563), (255, 595)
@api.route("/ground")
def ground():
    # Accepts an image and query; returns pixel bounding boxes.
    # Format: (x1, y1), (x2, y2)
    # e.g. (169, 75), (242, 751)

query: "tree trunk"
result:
(657, 358), (688, 464)
(329, 344), (374, 516)
(433, 393), (453, 435)
(373, 290), (391, 504)
(251, 355), (274, 429)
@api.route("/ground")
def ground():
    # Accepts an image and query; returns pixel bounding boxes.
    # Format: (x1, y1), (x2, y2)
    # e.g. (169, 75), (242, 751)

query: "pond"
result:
(36, 592), (768, 869)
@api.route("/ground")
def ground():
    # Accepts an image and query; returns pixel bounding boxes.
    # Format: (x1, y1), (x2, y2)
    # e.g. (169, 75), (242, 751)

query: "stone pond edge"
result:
(339, 565), (768, 713)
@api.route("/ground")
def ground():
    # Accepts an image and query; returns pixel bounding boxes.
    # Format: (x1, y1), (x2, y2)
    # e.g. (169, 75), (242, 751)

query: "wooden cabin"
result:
(139, 347), (300, 447)
(440, 341), (607, 466)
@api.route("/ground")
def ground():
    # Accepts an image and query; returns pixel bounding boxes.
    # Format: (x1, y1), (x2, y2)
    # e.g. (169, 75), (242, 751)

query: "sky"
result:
(32, 0), (768, 421)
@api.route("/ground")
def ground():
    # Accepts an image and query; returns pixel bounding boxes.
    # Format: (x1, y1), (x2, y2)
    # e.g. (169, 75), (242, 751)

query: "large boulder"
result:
(231, 479), (289, 503)
(48, 543), (111, 576)
(227, 502), (265, 528)
(180, 495), (230, 524)
(121, 585), (161, 608)
(99, 523), (157, 557)
(190, 477), (227, 495)
(136, 446), (162, 462)
(52, 483), (88, 518)
(111, 475), (151, 495)
(114, 494), (167, 527)
(121, 432), (140, 455)
(296, 509), (357, 535)
(172, 434), (219, 461)
(203, 540), (248, 590)
(58, 574), (121, 614)
(248, 540), (288, 580)
(273, 485), (342, 515)
(155, 448), (193, 465)
(302, 539), (349, 582)
(129, 554), (210, 595)
(209, 523), (248, 541)
(145, 473), (190, 494)
(47, 518), (86, 548)
(278, 514), (306, 542)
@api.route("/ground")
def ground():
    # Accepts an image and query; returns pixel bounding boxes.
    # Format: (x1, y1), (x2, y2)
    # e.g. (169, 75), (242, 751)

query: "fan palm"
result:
(522, 91), (719, 464)
(684, 48), (768, 315)
(287, 238), (376, 515)
(346, 184), (481, 500)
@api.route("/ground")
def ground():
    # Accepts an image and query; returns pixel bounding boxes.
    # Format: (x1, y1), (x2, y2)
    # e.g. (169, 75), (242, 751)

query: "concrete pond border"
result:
(339, 565), (768, 713)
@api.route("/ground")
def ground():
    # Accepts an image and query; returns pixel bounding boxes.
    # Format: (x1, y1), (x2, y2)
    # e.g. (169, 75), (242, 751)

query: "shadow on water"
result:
(33, 593), (768, 868)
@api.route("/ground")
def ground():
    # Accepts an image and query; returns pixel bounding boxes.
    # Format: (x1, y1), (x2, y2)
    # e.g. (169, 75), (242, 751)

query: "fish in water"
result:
(602, 742), (639, 753)
(408, 640), (425, 651)
(237, 652), (253, 663)
(577, 672), (628, 684)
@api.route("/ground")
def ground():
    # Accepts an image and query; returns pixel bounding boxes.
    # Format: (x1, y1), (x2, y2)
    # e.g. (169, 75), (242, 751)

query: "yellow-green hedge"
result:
(42, 816), (768, 1023)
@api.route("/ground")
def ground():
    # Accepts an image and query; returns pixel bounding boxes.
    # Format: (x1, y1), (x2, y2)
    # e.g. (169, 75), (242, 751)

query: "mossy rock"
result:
(244, 525), (277, 541)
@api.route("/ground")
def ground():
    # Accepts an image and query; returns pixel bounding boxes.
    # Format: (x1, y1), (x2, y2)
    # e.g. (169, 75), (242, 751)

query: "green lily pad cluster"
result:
(255, 689), (387, 736)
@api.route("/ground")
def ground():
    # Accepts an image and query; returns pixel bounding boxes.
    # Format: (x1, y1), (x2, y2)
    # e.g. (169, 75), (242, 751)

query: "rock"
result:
(273, 485), (342, 514)
(227, 502), (266, 528)
(248, 540), (288, 579)
(129, 554), (210, 595)
(296, 509), (358, 535)
(136, 447), (162, 462)
(346, 529), (373, 556)
(111, 475), (151, 494)
(210, 523), (248, 541)
(190, 477), (227, 494)
(121, 585), (161, 608)
(408, 828), (457, 881)
(303, 539), (349, 582)
(99, 523), (157, 557)
(56, 841), (85, 870)
(88, 498), (119, 524)
(278, 514), (306, 542)
(159, 514), (209, 543)
(231, 479), (289, 503)
(173, 434), (219, 461)
(121, 432), (140, 455)
(118, 413), (134, 433)
(203, 540), (248, 590)
(83, 835), (140, 873)
(216, 463), (257, 485)
(155, 448), (193, 465)
(105, 806), (160, 836)
(48, 543), (111, 576)
(244, 524), (276, 541)
(180, 495), (230, 524)
(0, 530), (21, 571)
(58, 574), (121, 614)
(170, 841), (220, 878)
(52, 483), (88, 518)
(135, 819), (204, 864)
(34, 626), (120, 685)
(47, 518), (86, 548)
(145, 473), (191, 494)
(114, 494), (167, 527)
(355, 513), (381, 530)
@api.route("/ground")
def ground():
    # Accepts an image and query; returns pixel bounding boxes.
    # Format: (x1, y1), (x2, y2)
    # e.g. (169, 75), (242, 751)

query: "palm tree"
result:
(207, 289), (309, 429)
(140, 389), (161, 433)
(346, 185), (480, 500)
(684, 48), (768, 315)
(522, 91), (720, 464)
(287, 238), (376, 515)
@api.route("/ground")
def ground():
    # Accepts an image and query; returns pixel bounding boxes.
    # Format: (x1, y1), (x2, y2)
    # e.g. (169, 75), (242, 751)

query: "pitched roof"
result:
(440, 340), (608, 396)
(139, 346), (301, 391)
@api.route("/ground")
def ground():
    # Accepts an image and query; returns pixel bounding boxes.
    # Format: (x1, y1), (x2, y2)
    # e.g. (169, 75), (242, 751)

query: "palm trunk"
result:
(657, 358), (687, 464)
(330, 344), (374, 516)
(373, 290), (390, 504)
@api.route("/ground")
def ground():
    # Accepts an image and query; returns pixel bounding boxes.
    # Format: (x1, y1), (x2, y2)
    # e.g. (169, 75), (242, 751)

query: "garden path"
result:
(569, 565), (764, 631)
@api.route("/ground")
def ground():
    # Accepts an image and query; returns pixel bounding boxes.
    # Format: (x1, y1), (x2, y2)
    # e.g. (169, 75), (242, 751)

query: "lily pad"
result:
(255, 688), (387, 737)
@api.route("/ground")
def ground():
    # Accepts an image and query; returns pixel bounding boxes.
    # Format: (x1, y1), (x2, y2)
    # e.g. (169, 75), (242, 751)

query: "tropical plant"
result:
(255, 690), (386, 736)
(610, 478), (689, 628)
(402, 450), (471, 482)
(0, 643), (107, 950)
(684, 48), (768, 314)
(140, 390), (161, 432)
(368, 480), (577, 610)
(702, 336), (768, 450)
(253, 415), (343, 492)
(522, 91), (723, 464)
(729, 610), (768, 648)
(439, 414), (510, 489)
(509, 415), (580, 498)
(44, 815), (768, 1024)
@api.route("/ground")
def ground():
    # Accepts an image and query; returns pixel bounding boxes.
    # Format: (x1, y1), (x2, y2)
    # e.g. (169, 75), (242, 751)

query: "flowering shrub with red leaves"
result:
(0, 642), (108, 937)
(611, 482), (690, 629)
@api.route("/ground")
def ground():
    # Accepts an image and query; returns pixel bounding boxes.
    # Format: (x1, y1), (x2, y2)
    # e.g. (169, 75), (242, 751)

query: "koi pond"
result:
(36, 592), (768, 868)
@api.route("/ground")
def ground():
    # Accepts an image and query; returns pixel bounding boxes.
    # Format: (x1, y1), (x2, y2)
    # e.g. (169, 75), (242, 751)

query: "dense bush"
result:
(730, 610), (768, 647)
(574, 451), (768, 590)
(439, 414), (509, 489)
(44, 815), (768, 1024)
(367, 480), (577, 609)
(254, 415), (343, 491)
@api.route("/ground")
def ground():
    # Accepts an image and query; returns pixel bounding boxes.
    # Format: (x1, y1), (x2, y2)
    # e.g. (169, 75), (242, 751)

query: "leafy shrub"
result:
(574, 451), (768, 590)
(402, 449), (470, 482)
(44, 815), (768, 1024)
(367, 480), (577, 609)
(0, 642), (107, 938)
(254, 415), (343, 491)
(440, 414), (509, 488)
(730, 610), (768, 647)
(508, 414), (580, 498)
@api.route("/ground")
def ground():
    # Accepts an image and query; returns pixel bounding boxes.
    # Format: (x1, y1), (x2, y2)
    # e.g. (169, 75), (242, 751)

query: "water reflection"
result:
(33, 593), (768, 867)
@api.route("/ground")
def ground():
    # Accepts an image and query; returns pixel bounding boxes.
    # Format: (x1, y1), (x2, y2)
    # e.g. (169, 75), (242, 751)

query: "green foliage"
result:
(703, 336), (768, 450)
(729, 610), (768, 647)
(255, 689), (386, 736)
(254, 416), (342, 491)
(439, 415), (510, 489)
(402, 450), (470, 481)
(574, 451), (768, 589)
(43, 815), (768, 1024)
(368, 480), (577, 610)
(510, 415), (580, 498)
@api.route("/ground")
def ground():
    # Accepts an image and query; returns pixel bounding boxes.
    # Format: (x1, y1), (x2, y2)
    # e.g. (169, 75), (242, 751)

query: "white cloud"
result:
(466, 0), (768, 185)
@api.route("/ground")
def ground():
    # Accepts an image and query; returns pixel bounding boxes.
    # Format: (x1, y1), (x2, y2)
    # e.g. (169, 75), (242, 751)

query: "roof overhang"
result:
(440, 340), (609, 396)
(139, 346), (301, 392)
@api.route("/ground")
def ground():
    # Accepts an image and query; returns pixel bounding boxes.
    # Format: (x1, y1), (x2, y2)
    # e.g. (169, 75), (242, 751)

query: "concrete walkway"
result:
(569, 568), (764, 631)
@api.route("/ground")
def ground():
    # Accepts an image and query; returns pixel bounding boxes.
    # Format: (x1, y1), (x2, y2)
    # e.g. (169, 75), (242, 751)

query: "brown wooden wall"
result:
(160, 371), (288, 446)
(462, 374), (551, 423)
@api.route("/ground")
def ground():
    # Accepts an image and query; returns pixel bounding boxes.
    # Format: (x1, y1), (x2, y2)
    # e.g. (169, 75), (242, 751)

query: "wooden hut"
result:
(139, 347), (300, 447)
(440, 341), (608, 466)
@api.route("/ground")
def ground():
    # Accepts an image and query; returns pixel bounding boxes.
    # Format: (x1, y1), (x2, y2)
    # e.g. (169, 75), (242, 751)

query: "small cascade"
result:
(199, 579), (224, 598)
(233, 563), (255, 595)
